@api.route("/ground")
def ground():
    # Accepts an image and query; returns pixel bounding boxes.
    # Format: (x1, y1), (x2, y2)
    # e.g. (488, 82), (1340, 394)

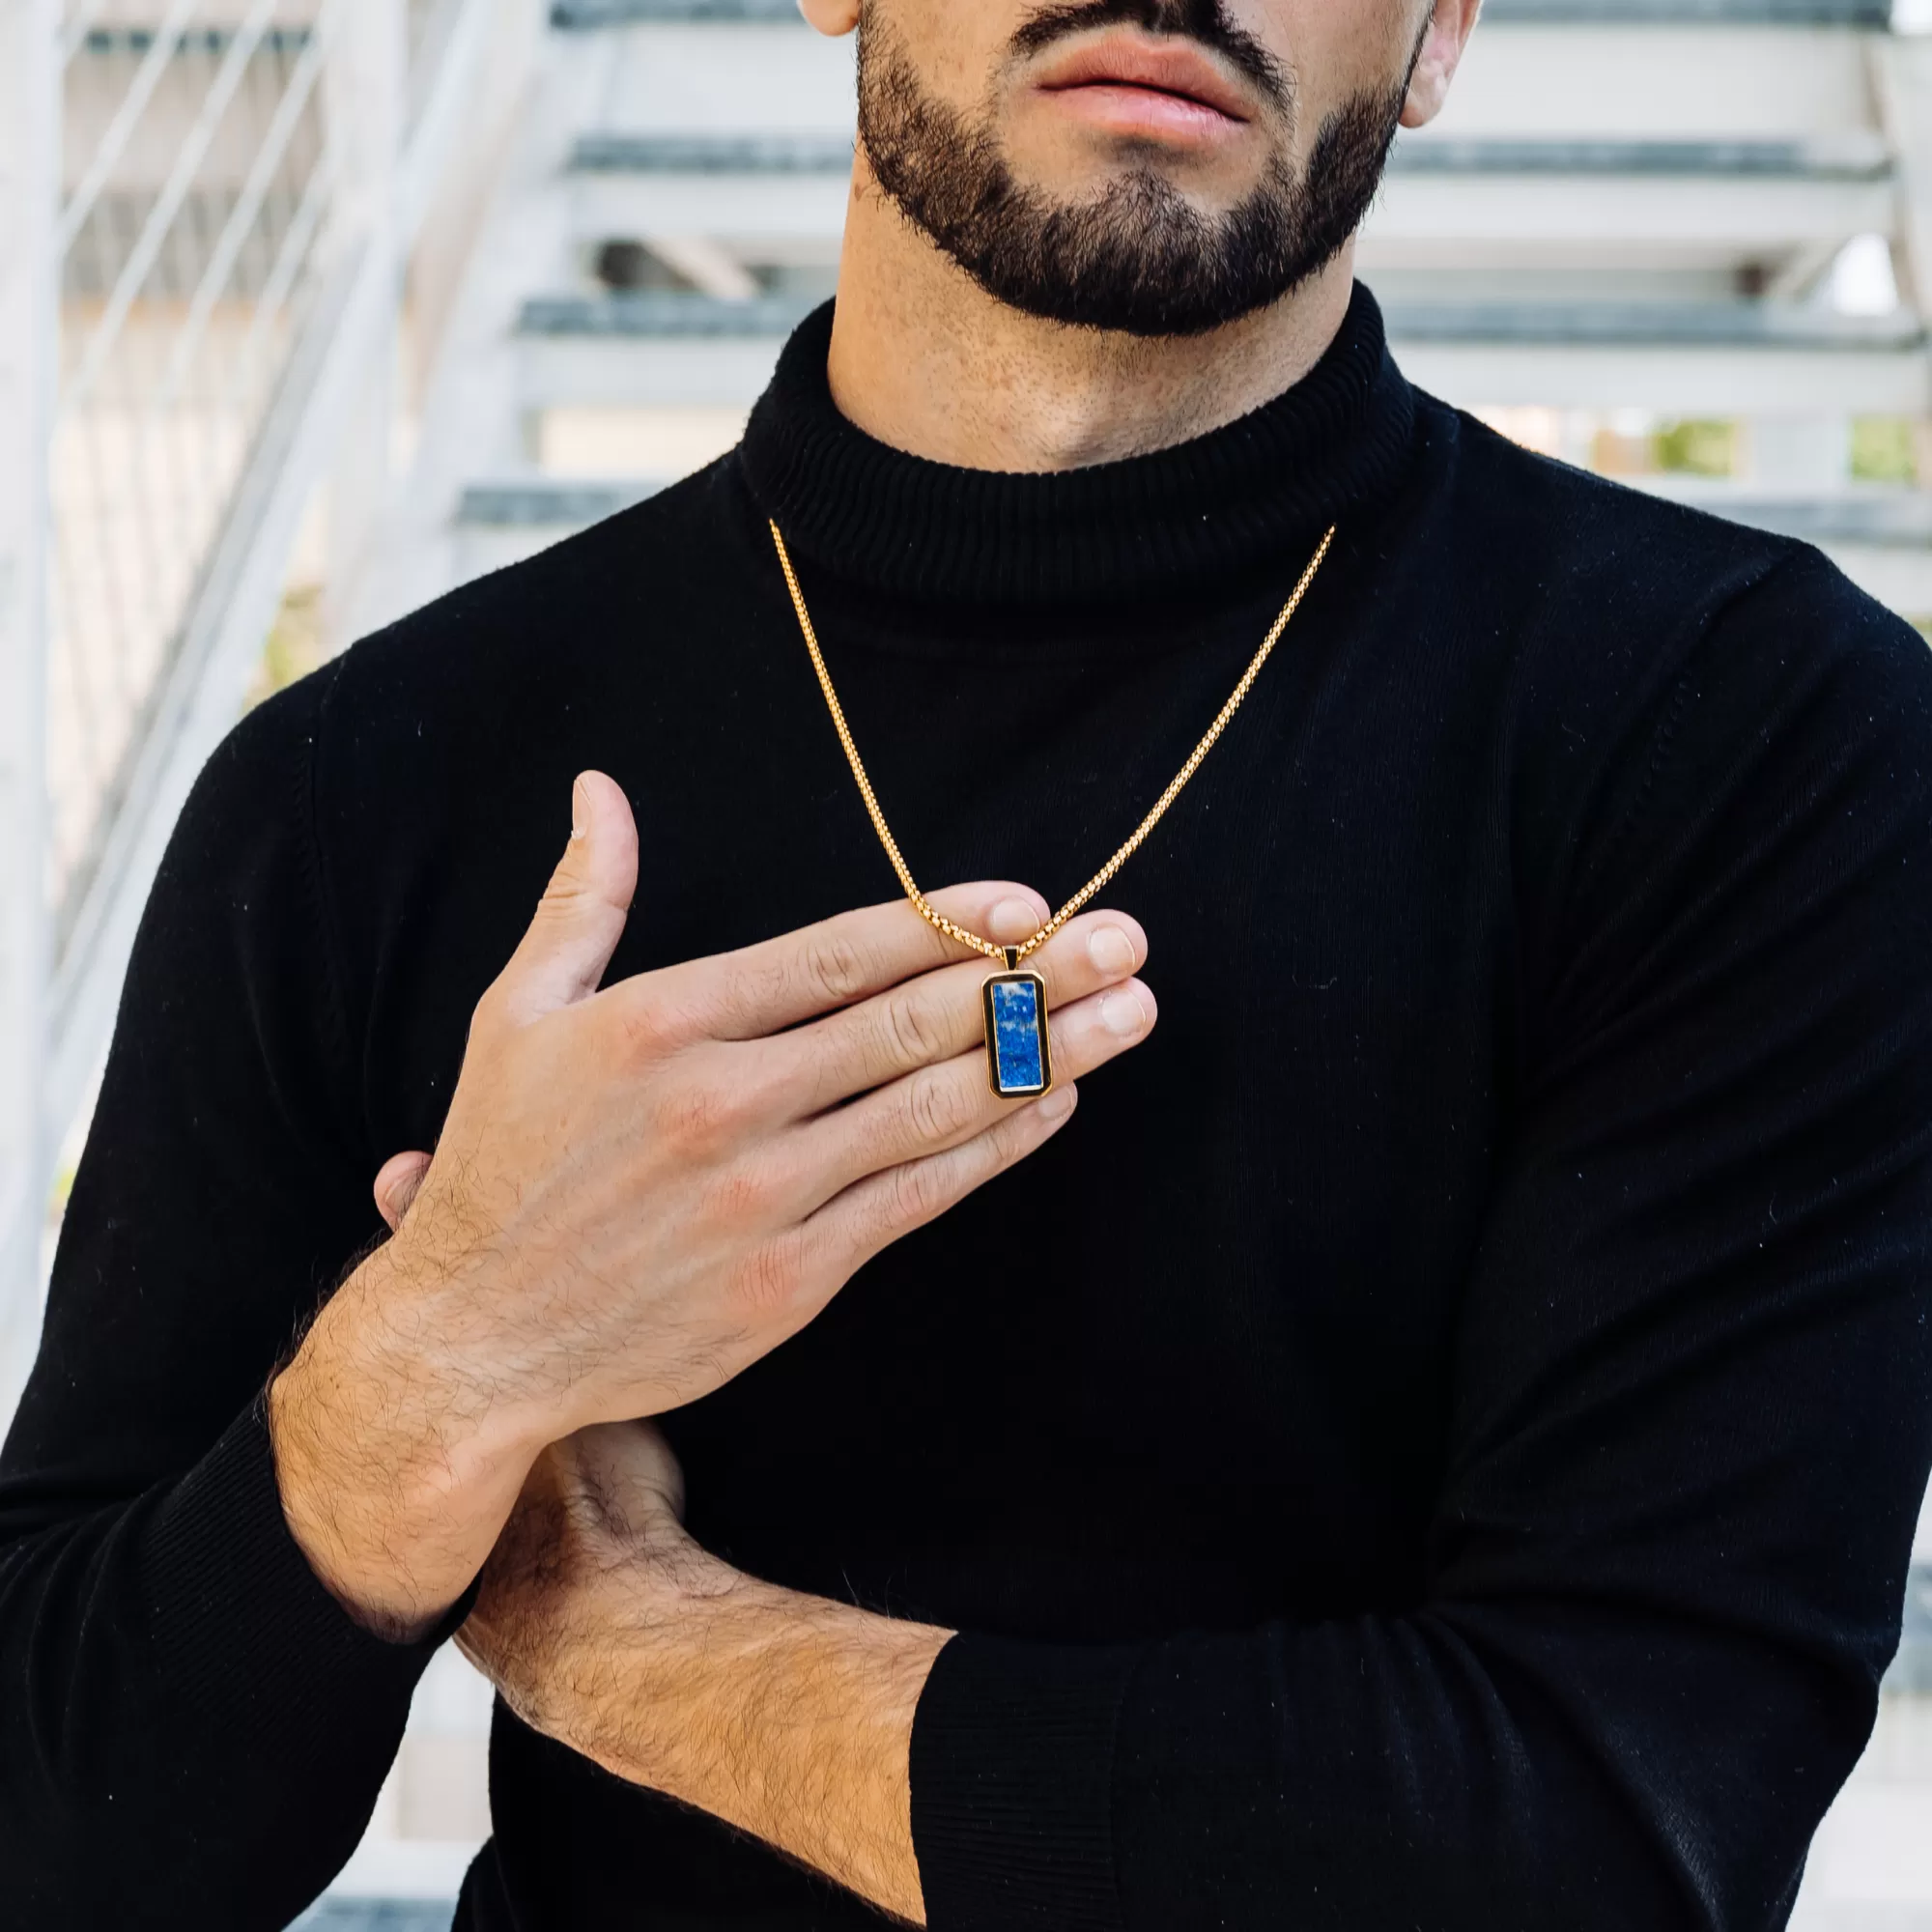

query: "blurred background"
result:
(1, 1), (1931, 1925)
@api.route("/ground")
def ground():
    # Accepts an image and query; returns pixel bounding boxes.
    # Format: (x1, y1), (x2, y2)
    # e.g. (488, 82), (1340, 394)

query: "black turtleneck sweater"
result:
(6, 290), (1932, 1932)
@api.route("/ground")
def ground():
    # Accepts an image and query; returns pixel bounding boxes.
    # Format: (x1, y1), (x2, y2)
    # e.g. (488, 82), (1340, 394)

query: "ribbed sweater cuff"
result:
(144, 1398), (465, 1755)
(909, 1633), (1141, 1932)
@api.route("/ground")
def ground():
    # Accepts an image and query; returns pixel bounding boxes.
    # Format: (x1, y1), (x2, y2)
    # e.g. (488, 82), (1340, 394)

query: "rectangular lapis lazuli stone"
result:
(987, 975), (1047, 1095)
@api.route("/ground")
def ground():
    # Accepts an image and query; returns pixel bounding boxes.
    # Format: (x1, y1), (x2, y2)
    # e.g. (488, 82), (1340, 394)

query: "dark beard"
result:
(856, 1), (1413, 339)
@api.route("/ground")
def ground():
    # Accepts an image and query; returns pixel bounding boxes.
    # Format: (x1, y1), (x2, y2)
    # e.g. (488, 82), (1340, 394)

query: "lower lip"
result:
(1039, 81), (1245, 144)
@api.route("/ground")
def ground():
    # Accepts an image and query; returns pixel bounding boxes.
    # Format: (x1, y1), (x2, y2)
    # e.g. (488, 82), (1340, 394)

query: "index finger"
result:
(651, 882), (1051, 1042)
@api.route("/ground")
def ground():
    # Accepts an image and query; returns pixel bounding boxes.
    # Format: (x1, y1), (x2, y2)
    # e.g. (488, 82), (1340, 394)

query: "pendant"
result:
(981, 948), (1052, 1098)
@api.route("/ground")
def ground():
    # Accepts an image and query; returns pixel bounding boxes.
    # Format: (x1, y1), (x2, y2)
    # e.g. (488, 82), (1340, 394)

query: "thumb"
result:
(496, 772), (639, 1023)
(576, 1420), (688, 1532)
(373, 1151), (432, 1232)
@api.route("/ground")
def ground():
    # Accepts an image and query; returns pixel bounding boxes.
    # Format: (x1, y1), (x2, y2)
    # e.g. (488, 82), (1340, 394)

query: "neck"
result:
(824, 151), (1358, 475)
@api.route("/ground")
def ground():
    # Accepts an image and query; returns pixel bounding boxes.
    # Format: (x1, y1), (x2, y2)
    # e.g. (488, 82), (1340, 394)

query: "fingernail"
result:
(1101, 990), (1149, 1037)
(990, 896), (1041, 941)
(1088, 925), (1135, 975)
(571, 777), (589, 840)
(1040, 1086), (1076, 1121)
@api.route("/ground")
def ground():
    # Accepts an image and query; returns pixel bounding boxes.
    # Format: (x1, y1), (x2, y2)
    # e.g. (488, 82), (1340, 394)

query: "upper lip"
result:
(1031, 34), (1256, 124)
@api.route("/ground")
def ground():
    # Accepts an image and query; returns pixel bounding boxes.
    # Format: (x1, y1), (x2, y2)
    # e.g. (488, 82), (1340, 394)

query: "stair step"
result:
(1481, 0), (1890, 17)
(520, 293), (811, 337)
(565, 131), (1889, 184)
(292, 1903), (456, 1932)
(1894, 1562), (1932, 1691)
(553, 0), (1894, 24)
(457, 480), (666, 526)
(554, 0), (802, 23)
(561, 138), (1894, 265)
(1388, 139), (1889, 181)
(572, 133), (853, 174)
(515, 291), (1923, 353)
(1382, 301), (1924, 348)
(509, 293), (1929, 414)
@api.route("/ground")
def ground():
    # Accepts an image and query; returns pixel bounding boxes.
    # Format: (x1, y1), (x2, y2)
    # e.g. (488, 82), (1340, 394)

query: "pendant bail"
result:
(1003, 946), (1019, 972)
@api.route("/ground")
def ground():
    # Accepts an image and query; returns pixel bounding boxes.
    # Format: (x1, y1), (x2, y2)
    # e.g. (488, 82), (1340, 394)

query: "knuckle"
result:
(990, 1106), (1038, 1161)
(887, 1157), (950, 1229)
(615, 989), (676, 1061)
(735, 1229), (805, 1314)
(656, 1074), (753, 1156)
(881, 988), (946, 1068)
(702, 1160), (771, 1230)
(904, 1068), (973, 1146)
(801, 932), (871, 1008)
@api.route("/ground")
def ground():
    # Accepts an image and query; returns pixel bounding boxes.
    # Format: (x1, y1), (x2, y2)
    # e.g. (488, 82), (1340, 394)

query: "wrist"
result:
(268, 1241), (554, 1638)
(659, 1578), (949, 1925)
(567, 1558), (946, 1918)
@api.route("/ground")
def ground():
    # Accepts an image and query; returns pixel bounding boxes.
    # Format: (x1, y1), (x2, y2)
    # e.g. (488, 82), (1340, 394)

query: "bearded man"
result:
(6, 0), (1932, 1926)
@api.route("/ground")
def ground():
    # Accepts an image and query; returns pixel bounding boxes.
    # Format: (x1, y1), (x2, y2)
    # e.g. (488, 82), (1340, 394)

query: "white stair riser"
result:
(576, 21), (1882, 146)
(1362, 172), (1898, 263)
(519, 330), (786, 409)
(563, 168), (1896, 273)
(1400, 338), (1929, 414)
(514, 327), (1929, 418)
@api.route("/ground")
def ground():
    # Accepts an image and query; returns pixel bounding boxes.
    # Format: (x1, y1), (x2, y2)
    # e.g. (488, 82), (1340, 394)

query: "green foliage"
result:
(1654, 419), (1736, 477)
(247, 585), (324, 710)
(1851, 418), (1919, 486)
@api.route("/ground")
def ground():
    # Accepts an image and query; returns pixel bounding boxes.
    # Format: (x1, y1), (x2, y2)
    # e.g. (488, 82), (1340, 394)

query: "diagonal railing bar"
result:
(53, 231), (372, 987)
(52, 0), (520, 1036)
(406, 0), (469, 131)
(53, 82), (344, 953)
(55, 152), (342, 960)
(215, 141), (340, 422)
(54, 0), (200, 256)
(65, 0), (280, 411)
(155, 9), (334, 408)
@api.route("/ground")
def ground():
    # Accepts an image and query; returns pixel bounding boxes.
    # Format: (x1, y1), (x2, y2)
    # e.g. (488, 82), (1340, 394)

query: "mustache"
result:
(1009, 0), (1292, 112)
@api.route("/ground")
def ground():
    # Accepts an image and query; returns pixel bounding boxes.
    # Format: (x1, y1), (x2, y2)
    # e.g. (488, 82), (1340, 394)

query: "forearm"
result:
(471, 1535), (951, 1923)
(269, 1236), (553, 1638)
(630, 1575), (949, 1923)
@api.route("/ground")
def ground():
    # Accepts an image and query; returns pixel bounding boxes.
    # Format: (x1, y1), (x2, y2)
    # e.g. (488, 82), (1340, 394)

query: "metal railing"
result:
(0, 0), (526, 1415)
(51, 3), (341, 933)
(45, 0), (517, 1085)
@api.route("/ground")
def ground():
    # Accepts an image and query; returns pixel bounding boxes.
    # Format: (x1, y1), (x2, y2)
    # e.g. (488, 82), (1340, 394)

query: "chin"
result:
(1009, 151), (1267, 227)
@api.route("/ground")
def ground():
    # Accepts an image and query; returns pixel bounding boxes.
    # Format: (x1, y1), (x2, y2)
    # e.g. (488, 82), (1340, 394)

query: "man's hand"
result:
(457, 1421), (947, 1926)
(269, 772), (1155, 1636)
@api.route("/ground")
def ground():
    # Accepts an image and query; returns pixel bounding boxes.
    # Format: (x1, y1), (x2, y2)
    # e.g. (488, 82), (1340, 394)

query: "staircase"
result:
(341, 0), (1932, 648)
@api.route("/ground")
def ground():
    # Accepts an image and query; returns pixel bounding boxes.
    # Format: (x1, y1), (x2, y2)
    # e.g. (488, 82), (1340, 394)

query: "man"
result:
(5, 0), (1931, 1924)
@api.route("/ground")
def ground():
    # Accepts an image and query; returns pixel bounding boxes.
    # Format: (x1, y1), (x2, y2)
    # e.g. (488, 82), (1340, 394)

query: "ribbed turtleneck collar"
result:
(738, 282), (1415, 608)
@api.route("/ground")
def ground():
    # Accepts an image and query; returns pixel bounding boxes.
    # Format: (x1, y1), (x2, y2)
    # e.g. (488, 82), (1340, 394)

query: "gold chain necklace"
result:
(771, 520), (1336, 1098)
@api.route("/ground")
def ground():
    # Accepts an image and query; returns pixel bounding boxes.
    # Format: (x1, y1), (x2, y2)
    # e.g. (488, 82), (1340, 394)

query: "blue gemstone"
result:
(989, 978), (1045, 1094)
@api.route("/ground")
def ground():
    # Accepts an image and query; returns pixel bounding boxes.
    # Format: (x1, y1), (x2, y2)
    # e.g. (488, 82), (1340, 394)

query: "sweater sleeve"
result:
(0, 667), (453, 1930)
(908, 555), (1932, 1932)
